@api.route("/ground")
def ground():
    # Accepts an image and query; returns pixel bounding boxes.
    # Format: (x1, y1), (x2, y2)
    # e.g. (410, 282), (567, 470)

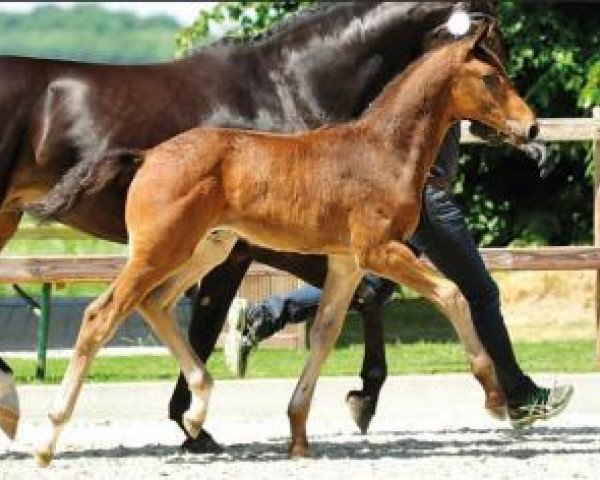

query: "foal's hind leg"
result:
(34, 259), (175, 467)
(358, 240), (506, 417)
(288, 255), (362, 457)
(0, 209), (23, 440)
(138, 230), (238, 439)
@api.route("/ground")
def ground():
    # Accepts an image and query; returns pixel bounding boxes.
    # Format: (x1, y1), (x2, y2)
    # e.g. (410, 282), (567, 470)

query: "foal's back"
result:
(127, 122), (409, 255)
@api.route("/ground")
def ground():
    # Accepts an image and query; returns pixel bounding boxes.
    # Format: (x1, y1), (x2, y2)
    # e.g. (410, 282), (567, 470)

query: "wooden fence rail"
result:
(2, 112), (600, 377)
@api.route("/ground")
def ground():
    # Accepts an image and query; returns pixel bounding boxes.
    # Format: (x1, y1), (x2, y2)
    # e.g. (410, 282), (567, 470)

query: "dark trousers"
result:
(248, 184), (537, 403)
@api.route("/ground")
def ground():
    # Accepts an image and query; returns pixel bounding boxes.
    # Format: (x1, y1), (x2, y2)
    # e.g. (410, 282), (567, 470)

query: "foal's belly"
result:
(219, 218), (352, 257)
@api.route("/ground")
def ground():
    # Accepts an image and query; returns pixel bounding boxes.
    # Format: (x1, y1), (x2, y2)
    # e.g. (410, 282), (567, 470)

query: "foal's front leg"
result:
(358, 240), (506, 418)
(251, 247), (389, 434)
(288, 255), (362, 457)
(140, 231), (238, 439)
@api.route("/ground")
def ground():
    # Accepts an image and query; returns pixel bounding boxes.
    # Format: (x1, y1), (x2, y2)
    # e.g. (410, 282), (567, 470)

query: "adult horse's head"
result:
(448, 22), (537, 144)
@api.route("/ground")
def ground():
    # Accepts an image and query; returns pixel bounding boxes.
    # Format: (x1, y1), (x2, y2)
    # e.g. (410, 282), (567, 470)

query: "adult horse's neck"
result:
(195, 2), (462, 130)
(261, 2), (458, 126)
(358, 44), (458, 185)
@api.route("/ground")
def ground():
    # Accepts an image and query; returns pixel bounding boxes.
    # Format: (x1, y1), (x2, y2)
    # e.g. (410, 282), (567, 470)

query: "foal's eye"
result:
(482, 74), (501, 92)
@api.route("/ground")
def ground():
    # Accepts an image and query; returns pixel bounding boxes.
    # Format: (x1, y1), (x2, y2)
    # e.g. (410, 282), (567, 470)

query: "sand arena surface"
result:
(1, 374), (599, 479)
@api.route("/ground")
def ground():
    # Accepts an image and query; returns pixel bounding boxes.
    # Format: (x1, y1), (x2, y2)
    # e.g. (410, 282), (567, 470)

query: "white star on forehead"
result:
(447, 10), (471, 36)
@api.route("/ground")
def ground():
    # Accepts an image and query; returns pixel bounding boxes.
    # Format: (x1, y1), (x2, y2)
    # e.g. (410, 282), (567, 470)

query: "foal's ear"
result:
(457, 21), (493, 60)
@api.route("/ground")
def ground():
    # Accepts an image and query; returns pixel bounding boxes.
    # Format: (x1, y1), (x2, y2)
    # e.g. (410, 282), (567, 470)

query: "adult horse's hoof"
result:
(0, 371), (19, 440)
(180, 430), (224, 454)
(346, 390), (376, 434)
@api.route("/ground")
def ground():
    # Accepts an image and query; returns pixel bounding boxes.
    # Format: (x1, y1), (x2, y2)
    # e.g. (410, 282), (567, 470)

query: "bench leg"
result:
(36, 283), (52, 380)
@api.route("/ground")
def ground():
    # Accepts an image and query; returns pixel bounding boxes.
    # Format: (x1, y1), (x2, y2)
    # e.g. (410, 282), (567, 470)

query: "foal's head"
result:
(448, 22), (538, 144)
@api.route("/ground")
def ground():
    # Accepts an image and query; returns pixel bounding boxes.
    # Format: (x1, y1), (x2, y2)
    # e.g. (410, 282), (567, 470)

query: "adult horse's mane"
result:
(200, 1), (498, 48)
(190, 1), (348, 52)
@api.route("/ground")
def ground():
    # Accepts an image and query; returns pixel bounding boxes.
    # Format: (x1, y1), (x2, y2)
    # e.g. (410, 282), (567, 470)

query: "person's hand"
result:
(520, 142), (558, 178)
(469, 121), (558, 178)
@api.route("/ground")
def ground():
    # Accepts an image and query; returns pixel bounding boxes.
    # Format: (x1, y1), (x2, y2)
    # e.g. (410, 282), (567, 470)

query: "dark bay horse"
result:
(33, 22), (537, 466)
(0, 2), (501, 446)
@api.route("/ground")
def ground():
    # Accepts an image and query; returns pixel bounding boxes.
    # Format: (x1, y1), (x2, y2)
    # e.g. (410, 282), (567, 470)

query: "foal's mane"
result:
(360, 40), (456, 119)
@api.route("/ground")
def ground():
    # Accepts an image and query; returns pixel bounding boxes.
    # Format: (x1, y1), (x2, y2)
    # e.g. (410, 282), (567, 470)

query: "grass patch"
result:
(5, 296), (597, 383)
(8, 340), (596, 384)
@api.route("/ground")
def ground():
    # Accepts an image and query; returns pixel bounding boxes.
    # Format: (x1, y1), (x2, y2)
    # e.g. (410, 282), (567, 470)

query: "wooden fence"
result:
(462, 109), (600, 367)
(1, 111), (600, 378)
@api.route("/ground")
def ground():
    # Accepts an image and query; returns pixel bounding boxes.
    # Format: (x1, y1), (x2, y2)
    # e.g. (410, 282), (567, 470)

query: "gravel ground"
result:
(1, 374), (599, 479)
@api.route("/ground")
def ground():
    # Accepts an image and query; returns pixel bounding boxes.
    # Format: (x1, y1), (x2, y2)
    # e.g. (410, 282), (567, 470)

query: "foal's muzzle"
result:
(507, 120), (539, 143)
(527, 123), (539, 141)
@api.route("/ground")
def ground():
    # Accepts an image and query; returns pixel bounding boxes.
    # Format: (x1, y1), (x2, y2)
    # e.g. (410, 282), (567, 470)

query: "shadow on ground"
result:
(4, 426), (598, 464)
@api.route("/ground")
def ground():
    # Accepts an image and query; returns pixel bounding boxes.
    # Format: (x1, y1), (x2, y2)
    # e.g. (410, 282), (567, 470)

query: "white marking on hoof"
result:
(183, 410), (204, 439)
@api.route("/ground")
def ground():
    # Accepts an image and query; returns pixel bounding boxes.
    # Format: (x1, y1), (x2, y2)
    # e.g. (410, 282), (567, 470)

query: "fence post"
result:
(593, 107), (600, 369)
(36, 283), (52, 380)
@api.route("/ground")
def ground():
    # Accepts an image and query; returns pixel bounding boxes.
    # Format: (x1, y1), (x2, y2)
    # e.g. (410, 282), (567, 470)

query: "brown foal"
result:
(35, 23), (537, 465)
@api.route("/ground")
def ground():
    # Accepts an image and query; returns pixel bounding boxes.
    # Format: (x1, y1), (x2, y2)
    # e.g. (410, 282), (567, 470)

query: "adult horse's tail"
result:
(26, 149), (144, 222)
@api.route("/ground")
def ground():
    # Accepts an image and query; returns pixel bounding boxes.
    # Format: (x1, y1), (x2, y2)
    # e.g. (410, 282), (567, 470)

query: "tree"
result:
(0, 4), (181, 63)
(175, 1), (313, 57)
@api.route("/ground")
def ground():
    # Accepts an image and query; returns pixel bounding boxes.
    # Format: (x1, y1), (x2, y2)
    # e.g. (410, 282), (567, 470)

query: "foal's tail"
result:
(25, 149), (144, 222)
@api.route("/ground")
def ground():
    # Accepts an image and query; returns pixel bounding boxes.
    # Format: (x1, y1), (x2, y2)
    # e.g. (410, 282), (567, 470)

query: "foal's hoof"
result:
(346, 390), (376, 434)
(485, 399), (508, 421)
(180, 430), (223, 454)
(34, 450), (54, 468)
(182, 411), (204, 440)
(484, 389), (508, 421)
(0, 407), (18, 440)
(0, 371), (20, 440)
(288, 440), (310, 458)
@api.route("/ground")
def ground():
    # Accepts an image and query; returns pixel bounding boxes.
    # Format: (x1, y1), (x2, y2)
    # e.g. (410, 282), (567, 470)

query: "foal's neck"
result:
(359, 46), (457, 175)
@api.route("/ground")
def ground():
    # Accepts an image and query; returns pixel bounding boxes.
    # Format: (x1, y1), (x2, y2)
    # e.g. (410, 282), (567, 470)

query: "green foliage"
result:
(0, 4), (180, 63)
(175, 0), (313, 57)
(454, 1), (600, 246)
(581, 61), (600, 109)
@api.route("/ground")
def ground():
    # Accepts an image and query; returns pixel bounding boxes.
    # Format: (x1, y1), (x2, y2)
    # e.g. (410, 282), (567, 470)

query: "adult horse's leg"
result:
(347, 299), (387, 434)
(358, 240), (506, 417)
(288, 255), (362, 457)
(169, 241), (253, 453)
(0, 208), (22, 440)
